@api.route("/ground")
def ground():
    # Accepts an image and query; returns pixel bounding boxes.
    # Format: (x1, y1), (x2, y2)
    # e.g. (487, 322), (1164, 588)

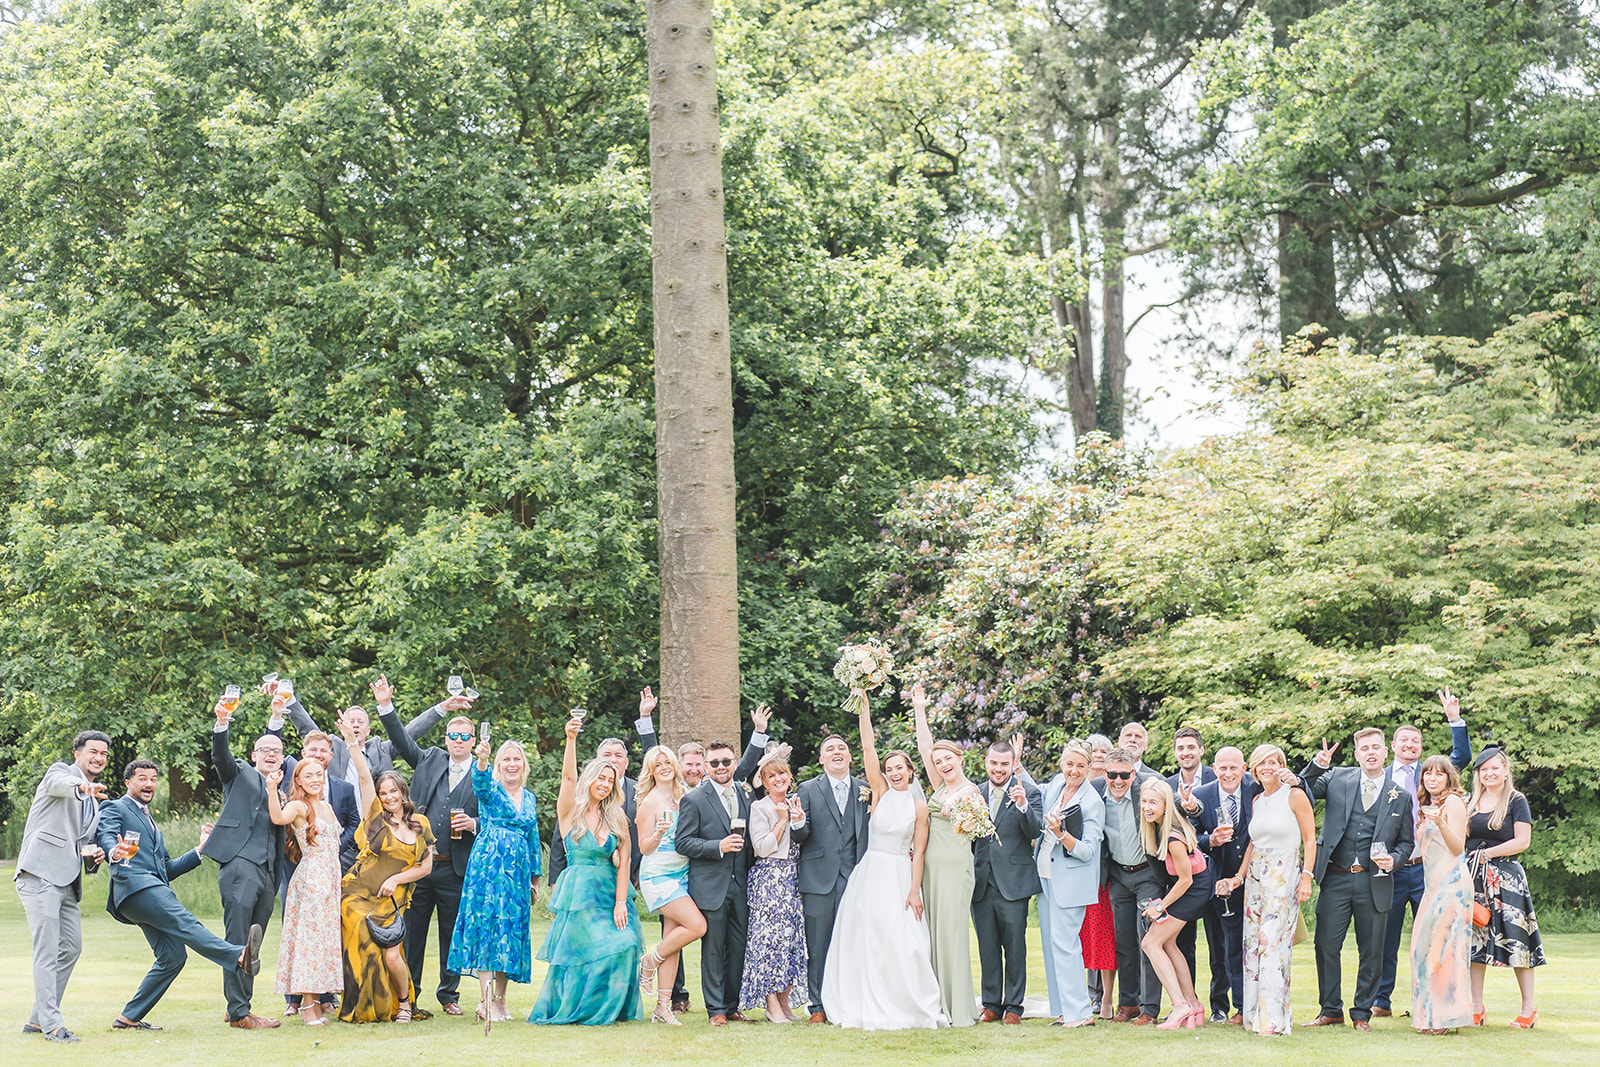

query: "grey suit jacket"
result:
(280, 697), (449, 781)
(1303, 761), (1415, 910)
(974, 777), (1043, 901)
(675, 778), (753, 911)
(15, 762), (101, 888)
(200, 725), (283, 881)
(791, 773), (871, 896)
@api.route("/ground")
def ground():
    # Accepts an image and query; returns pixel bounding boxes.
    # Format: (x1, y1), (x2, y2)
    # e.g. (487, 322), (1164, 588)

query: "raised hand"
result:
(265, 770), (284, 787)
(751, 702), (771, 733)
(909, 683), (928, 714)
(1008, 780), (1027, 809)
(564, 715), (583, 741)
(1438, 687), (1462, 719)
(1314, 737), (1340, 768)
(475, 739), (491, 762)
(443, 694), (474, 713)
(639, 686), (657, 719)
(370, 674), (394, 707)
(335, 710), (359, 746)
(213, 699), (231, 725)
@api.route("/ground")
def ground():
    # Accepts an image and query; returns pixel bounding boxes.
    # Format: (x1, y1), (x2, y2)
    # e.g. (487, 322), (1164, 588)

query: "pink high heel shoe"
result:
(1157, 1003), (1202, 1030)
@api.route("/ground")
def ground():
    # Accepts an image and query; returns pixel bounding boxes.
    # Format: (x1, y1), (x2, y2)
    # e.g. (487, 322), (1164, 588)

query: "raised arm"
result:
(735, 702), (772, 785)
(371, 675), (423, 771)
(910, 683), (940, 787)
(263, 771), (305, 827)
(337, 712), (376, 815)
(404, 695), (472, 741)
(211, 701), (240, 785)
(856, 689), (886, 800)
(1439, 689), (1473, 769)
(555, 713), (581, 831)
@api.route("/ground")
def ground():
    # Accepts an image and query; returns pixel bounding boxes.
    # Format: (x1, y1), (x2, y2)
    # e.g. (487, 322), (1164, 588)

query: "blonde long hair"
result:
(1467, 751), (1518, 832)
(494, 740), (530, 790)
(636, 745), (687, 803)
(1138, 778), (1198, 857)
(570, 758), (629, 843)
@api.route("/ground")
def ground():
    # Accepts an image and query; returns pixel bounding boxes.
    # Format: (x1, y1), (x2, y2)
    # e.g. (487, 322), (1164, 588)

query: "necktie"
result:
(1225, 792), (1238, 827)
(1361, 776), (1378, 811)
(989, 785), (1002, 819)
(723, 786), (736, 821)
(834, 779), (848, 815)
(449, 762), (465, 792)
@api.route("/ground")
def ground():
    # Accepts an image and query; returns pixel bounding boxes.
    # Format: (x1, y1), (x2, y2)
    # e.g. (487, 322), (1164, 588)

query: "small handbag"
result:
(1468, 851), (1492, 927)
(366, 896), (406, 948)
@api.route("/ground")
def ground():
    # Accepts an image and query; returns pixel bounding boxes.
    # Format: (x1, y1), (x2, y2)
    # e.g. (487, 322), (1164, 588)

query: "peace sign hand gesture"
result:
(1313, 737), (1340, 769)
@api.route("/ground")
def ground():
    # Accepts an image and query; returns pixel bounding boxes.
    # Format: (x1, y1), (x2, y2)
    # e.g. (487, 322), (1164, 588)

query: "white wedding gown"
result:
(821, 785), (949, 1030)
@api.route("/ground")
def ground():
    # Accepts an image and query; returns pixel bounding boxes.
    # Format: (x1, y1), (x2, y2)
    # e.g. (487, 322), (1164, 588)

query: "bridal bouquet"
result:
(946, 793), (999, 842)
(833, 639), (895, 714)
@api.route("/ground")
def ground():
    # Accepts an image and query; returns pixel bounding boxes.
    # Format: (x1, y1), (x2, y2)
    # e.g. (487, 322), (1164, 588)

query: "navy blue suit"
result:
(1188, 776), (1255, 1014)
(99, 795), (243, 1022)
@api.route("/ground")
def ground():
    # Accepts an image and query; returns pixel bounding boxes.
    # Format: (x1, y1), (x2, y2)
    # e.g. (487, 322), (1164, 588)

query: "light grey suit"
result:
(14, 761), (101, 1034)
(1034, 776), (1105, 1022)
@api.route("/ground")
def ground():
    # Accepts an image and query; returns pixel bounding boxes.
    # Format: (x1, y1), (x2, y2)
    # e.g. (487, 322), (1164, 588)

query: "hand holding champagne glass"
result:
(117, 830), (141, 867)
(220, 684), (241, 723)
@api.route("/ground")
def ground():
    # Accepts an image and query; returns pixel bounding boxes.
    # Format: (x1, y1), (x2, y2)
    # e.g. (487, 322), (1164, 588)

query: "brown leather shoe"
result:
(726, 1012), (757, 1023)
(1353, 1019), (1372, 1032)
(980, 1008), (1002, 1023)
(1371, 1007), (1393, 1018)
(672, 998), (690, 1015)
(1227, 1012), (1244, 1026)
(1305, 1014), (1345, 1027)
(709, 1014), (728, 1027)
(228, 1014), (281, 1030)
(442, 1002), (462, 1017)
(1111, 1006), (1139, 1023)
(1002, 1012), (1022, 1025)
(1130, 1013), (1157, 1026)
(808, 1012), (827, 1025)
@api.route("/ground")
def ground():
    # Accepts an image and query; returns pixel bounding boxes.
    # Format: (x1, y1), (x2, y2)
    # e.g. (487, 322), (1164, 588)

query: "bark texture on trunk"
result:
(648, 0), (739, 748)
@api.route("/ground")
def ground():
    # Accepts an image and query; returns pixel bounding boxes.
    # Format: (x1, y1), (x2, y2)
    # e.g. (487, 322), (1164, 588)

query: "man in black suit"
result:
(201, 699), (284, 1029)
(675, 738), (755, 1026)
(791, 732), (870, 1024)
(379, 680), (481, 1019)
(100, 760), (262, 1030)
(1167, 726), (1223, 1021)
(1301, 729), (1415, 1031)
(1189, 746), (1251, 1023)
(971, 740), (1042, 1025)
(1096, 746), (1163, 1023)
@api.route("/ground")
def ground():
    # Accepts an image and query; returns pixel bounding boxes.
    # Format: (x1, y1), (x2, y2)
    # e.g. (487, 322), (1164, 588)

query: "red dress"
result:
(1080, 882), (1117, 969)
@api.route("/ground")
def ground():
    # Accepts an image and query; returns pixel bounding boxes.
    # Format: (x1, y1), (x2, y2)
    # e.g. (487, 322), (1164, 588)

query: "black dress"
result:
(1465, 792), (1544, 969)
(1150, 833), (1215, 923)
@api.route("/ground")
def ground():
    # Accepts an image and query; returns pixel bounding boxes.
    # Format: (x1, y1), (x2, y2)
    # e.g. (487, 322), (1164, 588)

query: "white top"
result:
(1248, 786), (1301, 851)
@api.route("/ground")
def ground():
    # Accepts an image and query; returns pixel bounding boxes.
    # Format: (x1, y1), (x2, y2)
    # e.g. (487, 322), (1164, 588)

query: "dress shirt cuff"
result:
(266, 715), (284, 731)
(212, 722), (228, 733)
(377, 702), (395, 716)
(635, 718), (655, 735)
(749, 731), (769, 748)
(1446, 718), (1466, 727)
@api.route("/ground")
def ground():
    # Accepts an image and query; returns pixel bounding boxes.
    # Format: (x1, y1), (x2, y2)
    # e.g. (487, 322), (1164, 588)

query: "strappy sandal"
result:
(395, 1003), (413, 1024)
(638, 949), (663, 995)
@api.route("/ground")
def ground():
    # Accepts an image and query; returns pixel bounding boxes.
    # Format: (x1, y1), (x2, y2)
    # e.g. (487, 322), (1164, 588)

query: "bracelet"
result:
(1299, 871), (1313, 880)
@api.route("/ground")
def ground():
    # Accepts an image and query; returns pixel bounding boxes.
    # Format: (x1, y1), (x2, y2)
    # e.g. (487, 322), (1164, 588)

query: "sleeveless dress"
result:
(339, 801), (435, 1023)
(527, 828), (644, 1025)
(638, 808), (690, 912)
(1411, 815), (1473, 1029)
(820, 786), (949, 1030)
(1242, 785), (1301, 1035)
(448, 767), (542, 983)
(924, 784), (978, 1027)
(276, 815), (343, 995)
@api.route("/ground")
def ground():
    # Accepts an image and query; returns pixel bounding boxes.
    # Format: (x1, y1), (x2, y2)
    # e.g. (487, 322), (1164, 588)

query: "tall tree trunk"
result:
(1096, 117), (1127, 439)
(648, 0), (739, 748)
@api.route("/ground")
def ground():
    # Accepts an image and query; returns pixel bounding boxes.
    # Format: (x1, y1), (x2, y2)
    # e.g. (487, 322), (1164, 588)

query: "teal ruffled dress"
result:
(527, 828), (644, 1025)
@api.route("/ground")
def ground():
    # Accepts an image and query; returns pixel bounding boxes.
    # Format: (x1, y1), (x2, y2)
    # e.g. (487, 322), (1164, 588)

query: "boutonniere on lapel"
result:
(857, 785), (871, 804)
(740, 782), (752, 796)
(1387, 787), (1401, 804)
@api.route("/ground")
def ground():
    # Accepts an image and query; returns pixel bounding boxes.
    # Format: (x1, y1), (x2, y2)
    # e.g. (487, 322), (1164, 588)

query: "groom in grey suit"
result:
(790, 733), (871, 1024)
(14, 731), (111, 1043)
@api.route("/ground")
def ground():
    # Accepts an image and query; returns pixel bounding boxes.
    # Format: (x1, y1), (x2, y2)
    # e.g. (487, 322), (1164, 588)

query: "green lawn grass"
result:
(3, 863), (1598, 1065)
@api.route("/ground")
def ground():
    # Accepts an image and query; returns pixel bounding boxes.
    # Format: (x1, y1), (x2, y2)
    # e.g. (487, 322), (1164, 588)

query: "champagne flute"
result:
(479, 721), (491, 747)
(448, 675), (465, 697)
(1215, 802), (1236, 916)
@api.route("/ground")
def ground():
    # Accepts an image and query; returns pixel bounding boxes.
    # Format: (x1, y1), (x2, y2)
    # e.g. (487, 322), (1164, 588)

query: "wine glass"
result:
(1369, 840), (1390, 878)
(447, 675), (464, 697)
(120, 830), (141, 868)
(279, 678), (295, 703)
(462, 686), (479, 701)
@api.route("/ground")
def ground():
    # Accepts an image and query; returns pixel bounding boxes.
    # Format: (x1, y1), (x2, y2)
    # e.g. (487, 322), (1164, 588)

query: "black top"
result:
(1466, 792), (1531, 852)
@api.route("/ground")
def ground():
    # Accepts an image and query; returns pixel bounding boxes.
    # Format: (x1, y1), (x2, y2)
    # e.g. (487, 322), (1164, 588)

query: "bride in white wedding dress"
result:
(820, 688), (949, 1030)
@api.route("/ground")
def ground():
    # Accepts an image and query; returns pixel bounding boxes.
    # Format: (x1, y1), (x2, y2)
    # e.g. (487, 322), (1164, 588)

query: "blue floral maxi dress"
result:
(739, 798), (808, 1013)
(527, 829), (644, 1025)
(447, 767), (542, 983)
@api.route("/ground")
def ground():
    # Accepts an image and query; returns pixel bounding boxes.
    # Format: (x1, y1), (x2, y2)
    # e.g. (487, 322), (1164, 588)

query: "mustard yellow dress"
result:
(339, 799), (435, 1023)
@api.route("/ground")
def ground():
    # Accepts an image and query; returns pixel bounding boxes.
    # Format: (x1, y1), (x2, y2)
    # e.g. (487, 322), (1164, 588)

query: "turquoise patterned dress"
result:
(527, 828), (644, 1025)
(447, 767), (542, 983)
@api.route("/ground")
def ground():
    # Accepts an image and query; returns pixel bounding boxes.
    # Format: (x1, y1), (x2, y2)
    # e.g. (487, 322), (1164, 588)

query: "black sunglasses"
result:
(446, 732), (474, 741)
(1104, 770), (1134, 780)
(706, 758), (735, 768)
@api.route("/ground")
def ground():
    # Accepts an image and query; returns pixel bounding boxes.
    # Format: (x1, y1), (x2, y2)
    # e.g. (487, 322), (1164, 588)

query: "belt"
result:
(1404, 856), (1423, 867)
(1327, 863), (1366, 874)
(1114, 861), (1148, 873)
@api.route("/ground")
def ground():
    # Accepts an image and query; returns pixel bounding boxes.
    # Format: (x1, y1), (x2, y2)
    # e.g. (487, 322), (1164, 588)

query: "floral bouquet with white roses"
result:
(946, 792), (999, 842)
(832, 639), (895, 714)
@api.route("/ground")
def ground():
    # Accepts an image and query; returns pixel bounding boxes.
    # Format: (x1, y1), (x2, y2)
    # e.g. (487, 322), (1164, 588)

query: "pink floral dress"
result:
(275, 817), (344, 995)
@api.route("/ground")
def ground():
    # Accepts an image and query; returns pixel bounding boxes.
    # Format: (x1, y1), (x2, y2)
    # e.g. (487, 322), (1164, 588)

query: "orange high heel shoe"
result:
(1511, 1009), (1538, 1029)
(1471, 1006), (1486, 1026)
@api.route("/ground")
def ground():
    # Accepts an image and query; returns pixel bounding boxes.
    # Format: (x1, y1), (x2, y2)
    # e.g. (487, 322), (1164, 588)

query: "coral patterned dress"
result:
(275, 816), (344, 995)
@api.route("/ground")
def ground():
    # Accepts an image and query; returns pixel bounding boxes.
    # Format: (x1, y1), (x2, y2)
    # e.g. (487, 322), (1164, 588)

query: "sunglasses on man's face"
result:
(706, 758), (735, 768)
(446, 732), (474, 742)
(1105, 770), (1134, 781)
